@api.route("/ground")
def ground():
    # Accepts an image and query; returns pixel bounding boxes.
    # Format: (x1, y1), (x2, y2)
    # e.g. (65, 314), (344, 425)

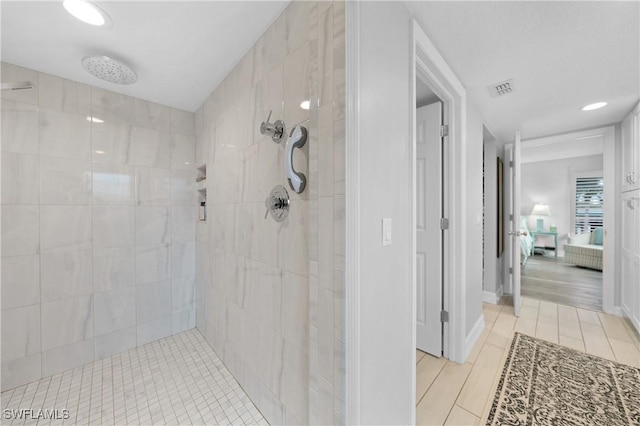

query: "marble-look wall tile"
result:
(1, 100), (38, 155)
(39, 156), (92, 205)
(1, 152), (39, 204)
(1, 255), (40, 310)
(92, 121), (133, 164)
(93, 247), (135, 292)
(171, 241), (196, 278)
(93, 327), (136, 359)
(171, 206), (196, 242)
(317, 104), (334, 197)
(41, 295), (93, 351)
(284, 41), (312, 127)
(132, 127), (171, 168)
(137, 316), (172, 346)
(284, 271), (310, 353)
(1, 63), (38, 104)
(282, 340), (310, 424)
(1, 205), (39, 257)
(136, 280), (172, 325)
(318, 197), (334, 290)
(255, 65), (284, 144)
(284, 200), (309, 276)
(1, 305), (40, 361)
(171, 170), (197, 206)
(333, 0), (346, 122)
(38, 73), (91, 115)
(135, 206), (170, 245)
(1, 354), (41, 392)
(333, 120), (345, 195)
(172, 309), (195, 334)
(171, 134), (196, 170)
(41, 249), (93, 302)
(135, 244), (170, 285)
(94, 287), (136, 336)
(135, 167), (171, 205)
(91, 88), (134, 123)
(134, 98), (171, 132)
(41, 339), (93, 378)
(171, 108), (195, 137)
(92, 162), (136, 205)
(334, 195), (345, 268)
(39, 109), (91, 160)
(318, 6), (334, 107)
(171, 275), (195, 312)
(259, 382), (286, 426)
(93, 206), (135, 248)
(318, 287), (334, 382)
(40, 205), (92, 253)
(285, 1), (313, 56)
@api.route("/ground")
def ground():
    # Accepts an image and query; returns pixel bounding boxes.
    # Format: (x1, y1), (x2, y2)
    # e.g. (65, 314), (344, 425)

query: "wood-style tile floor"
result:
(416, 297), (640, 425)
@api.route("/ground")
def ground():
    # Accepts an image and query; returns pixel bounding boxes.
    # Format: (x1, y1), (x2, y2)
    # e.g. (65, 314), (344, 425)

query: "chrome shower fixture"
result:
(260, 110), (285, 143)
(1, 81), (34, 91)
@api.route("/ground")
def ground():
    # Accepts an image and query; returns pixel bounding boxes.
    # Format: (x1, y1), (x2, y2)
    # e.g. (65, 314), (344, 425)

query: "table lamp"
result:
(530, 203), (551, 231)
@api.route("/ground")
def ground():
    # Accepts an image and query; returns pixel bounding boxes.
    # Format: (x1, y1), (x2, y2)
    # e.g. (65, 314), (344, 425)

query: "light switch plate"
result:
(382, 218), (392, 247)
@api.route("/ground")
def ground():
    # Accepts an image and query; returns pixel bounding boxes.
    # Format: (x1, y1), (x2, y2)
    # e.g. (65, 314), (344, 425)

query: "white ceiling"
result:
(1, 1), (289, 112)
(2, 1), (638, 140)
(404, 1), (640, 142)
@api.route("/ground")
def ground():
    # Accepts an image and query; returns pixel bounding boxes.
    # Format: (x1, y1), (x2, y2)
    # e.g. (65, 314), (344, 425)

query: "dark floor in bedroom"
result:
(521, 254), (602, 311)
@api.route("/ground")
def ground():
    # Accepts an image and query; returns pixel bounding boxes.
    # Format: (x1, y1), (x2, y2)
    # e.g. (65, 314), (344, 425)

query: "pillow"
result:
(591, 227), (603, 245)
(520, 216), (529, 232)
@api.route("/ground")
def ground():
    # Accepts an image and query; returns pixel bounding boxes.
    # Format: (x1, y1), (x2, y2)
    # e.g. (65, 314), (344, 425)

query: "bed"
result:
(519, 216), (534, 266)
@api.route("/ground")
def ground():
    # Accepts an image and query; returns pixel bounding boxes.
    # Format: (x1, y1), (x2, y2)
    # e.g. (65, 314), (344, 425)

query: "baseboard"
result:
(464, 315), (485, 362)
(483, 291), (499, 304)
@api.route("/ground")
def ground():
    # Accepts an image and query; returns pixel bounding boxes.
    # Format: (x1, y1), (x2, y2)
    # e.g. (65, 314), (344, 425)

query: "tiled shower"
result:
(1, 1), (345, 424)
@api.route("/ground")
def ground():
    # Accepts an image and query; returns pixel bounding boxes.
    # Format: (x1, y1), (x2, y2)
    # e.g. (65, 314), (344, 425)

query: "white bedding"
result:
(519, 217), (533, 266)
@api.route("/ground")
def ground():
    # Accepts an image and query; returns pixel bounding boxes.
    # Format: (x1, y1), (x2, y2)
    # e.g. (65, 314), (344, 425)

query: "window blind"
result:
(575, 176), (603, 233)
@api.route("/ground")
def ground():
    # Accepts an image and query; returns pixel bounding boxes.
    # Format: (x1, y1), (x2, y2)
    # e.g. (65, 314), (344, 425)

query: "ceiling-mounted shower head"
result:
(82, 55), (137, 85)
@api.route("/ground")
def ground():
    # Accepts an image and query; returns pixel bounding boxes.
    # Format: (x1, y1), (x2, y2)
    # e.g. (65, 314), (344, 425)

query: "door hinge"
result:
(509, 161), (513, 168)
(440, 310), (449, 323)
(509, 214), (513, 221)
(509, 267), (513, 274)
(440, 125), (449, 137)
(440, 218), (449, 230)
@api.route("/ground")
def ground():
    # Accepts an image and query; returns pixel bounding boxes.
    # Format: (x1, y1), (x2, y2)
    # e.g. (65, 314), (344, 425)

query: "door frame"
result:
(510, 126), (617, 314)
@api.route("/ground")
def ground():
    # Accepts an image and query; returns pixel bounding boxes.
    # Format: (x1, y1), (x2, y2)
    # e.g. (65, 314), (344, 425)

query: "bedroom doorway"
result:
(506, 126), (616, 314)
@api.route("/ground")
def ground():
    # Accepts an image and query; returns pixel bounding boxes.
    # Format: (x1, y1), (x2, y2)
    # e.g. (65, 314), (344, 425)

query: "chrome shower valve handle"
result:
(260, 110), (286, 143)
(264, 185), (290, 222)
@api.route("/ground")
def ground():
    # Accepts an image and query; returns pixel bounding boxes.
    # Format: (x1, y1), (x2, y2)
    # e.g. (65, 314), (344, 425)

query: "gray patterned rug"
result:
(486, 333), (640, 426)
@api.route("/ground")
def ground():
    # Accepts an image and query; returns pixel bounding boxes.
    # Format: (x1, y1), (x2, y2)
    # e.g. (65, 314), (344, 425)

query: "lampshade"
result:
(530, 203), (551, 216)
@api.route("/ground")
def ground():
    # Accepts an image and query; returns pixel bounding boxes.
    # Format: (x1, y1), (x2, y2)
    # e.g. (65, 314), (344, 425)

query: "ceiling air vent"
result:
(487, 79), (515, 98)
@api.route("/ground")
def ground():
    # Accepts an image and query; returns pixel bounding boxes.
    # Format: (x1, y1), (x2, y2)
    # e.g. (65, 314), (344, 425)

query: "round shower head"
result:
(82, 55), (137, 85)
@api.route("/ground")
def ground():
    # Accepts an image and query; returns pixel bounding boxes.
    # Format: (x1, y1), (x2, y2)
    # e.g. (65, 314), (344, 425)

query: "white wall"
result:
(521, 154), (603, 255)
(354, 1), (414, 423)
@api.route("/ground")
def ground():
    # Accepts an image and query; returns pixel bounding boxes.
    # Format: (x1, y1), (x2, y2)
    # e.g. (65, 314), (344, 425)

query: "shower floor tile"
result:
(1, 329), (267, 426)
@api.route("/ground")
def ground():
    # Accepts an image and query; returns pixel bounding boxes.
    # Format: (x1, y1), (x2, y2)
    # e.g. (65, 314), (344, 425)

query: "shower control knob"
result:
(260, 110), (286, 144)
(264, 185), (290, 222)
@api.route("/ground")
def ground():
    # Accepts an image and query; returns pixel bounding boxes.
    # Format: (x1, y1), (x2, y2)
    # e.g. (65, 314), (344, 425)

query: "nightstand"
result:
(530, 230), (558, 258)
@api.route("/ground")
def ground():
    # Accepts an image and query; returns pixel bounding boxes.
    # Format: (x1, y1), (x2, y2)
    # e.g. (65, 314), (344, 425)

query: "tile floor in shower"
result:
(1, 329), (267, 426)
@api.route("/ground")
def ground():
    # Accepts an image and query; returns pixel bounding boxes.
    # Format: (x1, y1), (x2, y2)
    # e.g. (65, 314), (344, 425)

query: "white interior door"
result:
(416, 102), (443, 356)
(511, 132), (522, 317)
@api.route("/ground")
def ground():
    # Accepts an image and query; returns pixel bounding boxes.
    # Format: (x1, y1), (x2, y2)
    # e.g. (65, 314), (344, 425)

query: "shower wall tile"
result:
(40, 205), (92, 253)
(91, 121), (134, 164)
(284, 271), (310, 353)
(1, 255), (40, 310)
(135, 206), (170, 245)
(333, 120), (345, 195)
(41, 339), (93, 378)
(135, 244), (170, 284)
(92, 162), (136, 205)
(39, 156), (92, 205)
(1, 64), (197, 391)
(1, 205), (39, 257)
(40, 249), (93, 302)
(317, 104), (334, 197)
(132, 127), (171, 168)
(94, 287), (136, 336)
(1, 305), (41, 362)
(1, 152), (39, 204)
(38, 73), (91, 115)
(93, 247), (136, 293)
(93, 206), (136, 248)
(38, 109), (91, 160)
(135, 166), (171, 205)
(283, 41), (312, 127)
(134, 98), (171, 132)
(282, 340), (310, 423)
(318, 7), (334, 107)
(1, 100), (38, 155)
(1, 63), (38, 105)
(93, 327), (137, 359)
(41, 295), (93, 351)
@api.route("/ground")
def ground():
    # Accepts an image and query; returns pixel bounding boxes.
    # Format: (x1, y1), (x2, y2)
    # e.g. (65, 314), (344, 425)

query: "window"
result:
(572, 173), (603, 234)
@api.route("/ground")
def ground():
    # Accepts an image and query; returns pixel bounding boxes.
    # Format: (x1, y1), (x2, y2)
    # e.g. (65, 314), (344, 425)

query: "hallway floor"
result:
(1, 329), (266, 426)
(416, 297), (640, 425)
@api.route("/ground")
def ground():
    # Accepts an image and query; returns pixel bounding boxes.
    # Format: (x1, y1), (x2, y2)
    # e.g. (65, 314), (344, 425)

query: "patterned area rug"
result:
(486, 333), (640, 426)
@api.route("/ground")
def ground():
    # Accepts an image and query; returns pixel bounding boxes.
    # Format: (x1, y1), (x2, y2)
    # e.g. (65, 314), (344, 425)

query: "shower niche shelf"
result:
(196, 164), (207, 222)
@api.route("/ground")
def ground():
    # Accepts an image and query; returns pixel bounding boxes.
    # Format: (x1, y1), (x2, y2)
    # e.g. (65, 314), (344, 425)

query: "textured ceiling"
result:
(1, 1), (289, 112)
(404, 1), (640, 142)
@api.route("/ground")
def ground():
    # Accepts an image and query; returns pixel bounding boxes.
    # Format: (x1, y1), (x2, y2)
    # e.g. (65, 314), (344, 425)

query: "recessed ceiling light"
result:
(581, 102), (608, 111)
(300, 100), (310, 110)
(63, 0), (111, 26)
